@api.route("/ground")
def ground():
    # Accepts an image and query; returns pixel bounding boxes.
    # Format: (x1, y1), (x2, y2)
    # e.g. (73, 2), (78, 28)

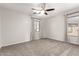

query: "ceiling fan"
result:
(32, 3), (55, 15)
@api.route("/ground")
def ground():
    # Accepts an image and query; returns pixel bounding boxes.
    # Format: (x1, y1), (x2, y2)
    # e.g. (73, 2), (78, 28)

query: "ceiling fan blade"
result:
(32, 8), (36, 10)
(32, 8), (42, 11)
(45, 8), (55, 11)
(44, 12), (48, 15)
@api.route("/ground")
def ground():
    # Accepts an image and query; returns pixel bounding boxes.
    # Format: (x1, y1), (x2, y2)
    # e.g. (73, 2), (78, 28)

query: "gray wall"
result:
(41, 13), (66, 41)
(0, 7), (31, 47)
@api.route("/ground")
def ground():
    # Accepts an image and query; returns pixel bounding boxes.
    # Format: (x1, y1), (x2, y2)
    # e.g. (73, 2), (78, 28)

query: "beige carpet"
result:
(0, 38), (79, 56)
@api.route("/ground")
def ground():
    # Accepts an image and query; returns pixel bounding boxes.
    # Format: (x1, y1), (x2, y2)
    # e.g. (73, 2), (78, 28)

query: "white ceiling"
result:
(0, 3), (32, 14)
(0, 3), (79, 17)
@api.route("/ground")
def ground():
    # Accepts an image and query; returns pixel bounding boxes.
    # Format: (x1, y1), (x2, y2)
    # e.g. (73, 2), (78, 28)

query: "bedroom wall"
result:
(41, 13), (66, 41)
(0, 7), (31, 47)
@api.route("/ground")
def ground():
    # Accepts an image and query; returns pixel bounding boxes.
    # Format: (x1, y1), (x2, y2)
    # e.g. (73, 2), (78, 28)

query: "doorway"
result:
(31, 17), (41, 40)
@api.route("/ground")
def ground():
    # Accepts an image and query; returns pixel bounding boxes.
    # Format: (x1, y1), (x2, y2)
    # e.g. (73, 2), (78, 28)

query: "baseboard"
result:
(40, 38), (65, 42)
(2, 40), (31, 48)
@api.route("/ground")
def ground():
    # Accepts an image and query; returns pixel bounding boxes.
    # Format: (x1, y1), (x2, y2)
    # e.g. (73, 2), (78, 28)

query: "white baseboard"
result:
(2, 39), (31, 47)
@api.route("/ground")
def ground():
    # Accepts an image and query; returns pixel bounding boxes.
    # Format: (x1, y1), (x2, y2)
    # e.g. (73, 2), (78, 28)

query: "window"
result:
(67, 23), (79, 36)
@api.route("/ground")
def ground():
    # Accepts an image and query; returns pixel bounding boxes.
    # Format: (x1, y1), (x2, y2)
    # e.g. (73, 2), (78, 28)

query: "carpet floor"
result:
(0, 38), (79, 56)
